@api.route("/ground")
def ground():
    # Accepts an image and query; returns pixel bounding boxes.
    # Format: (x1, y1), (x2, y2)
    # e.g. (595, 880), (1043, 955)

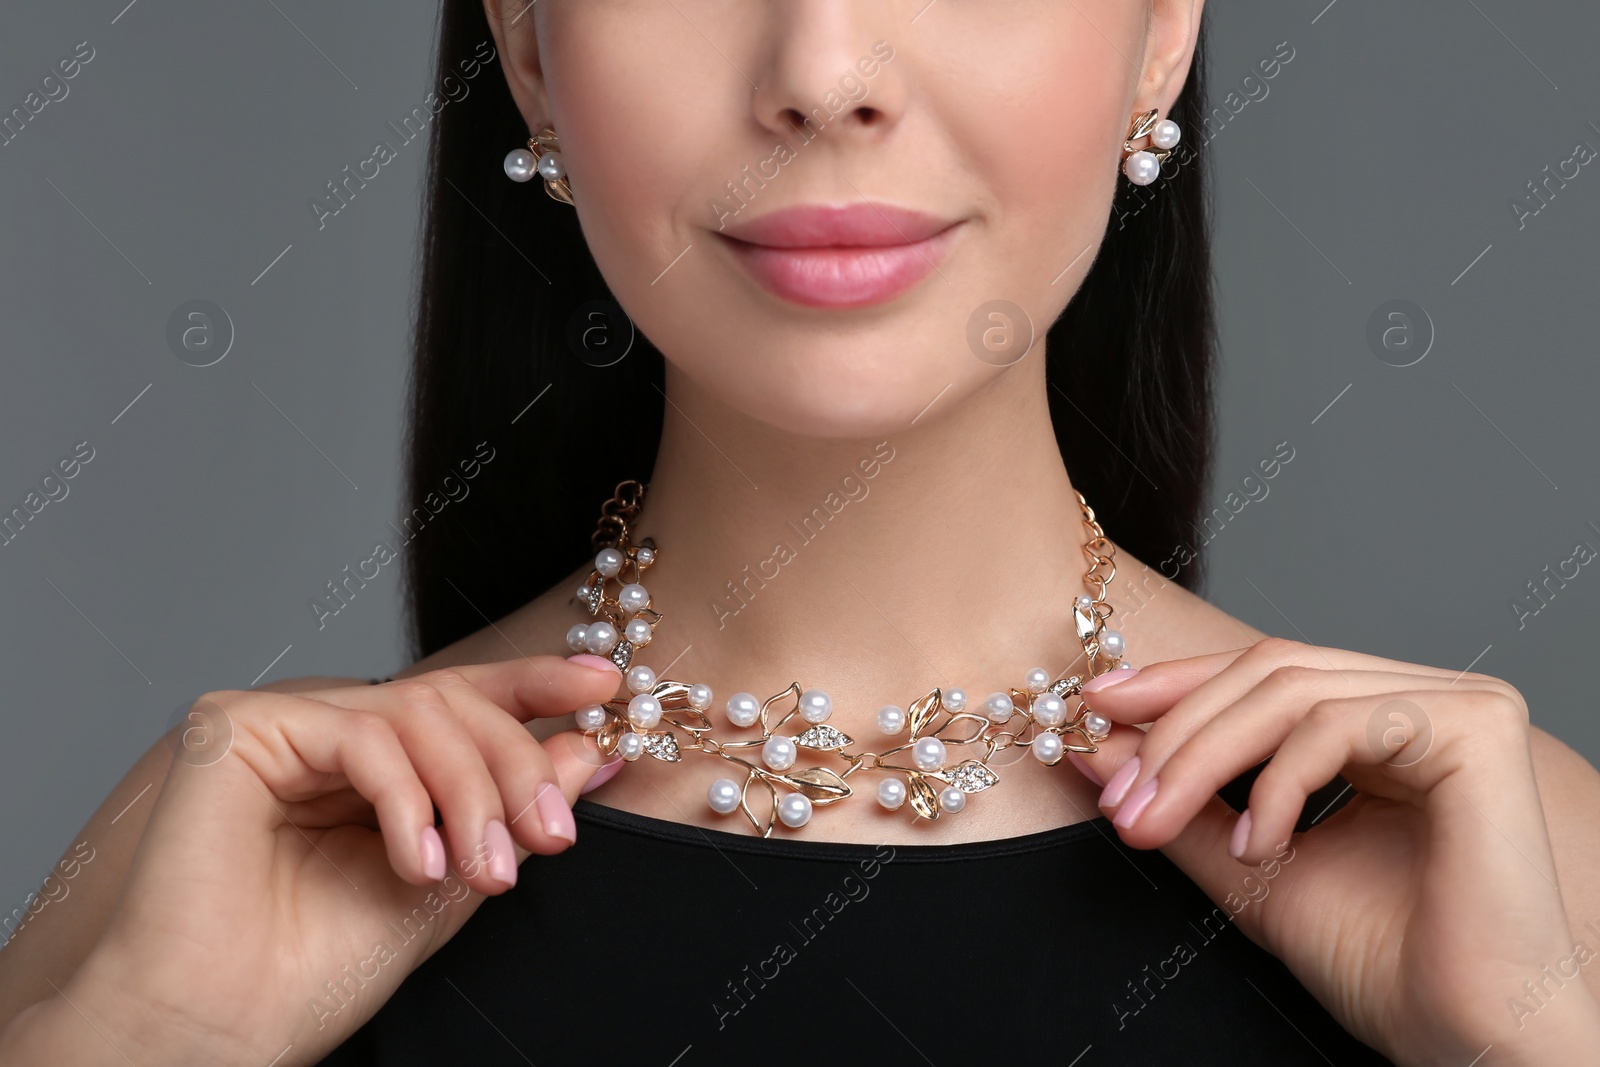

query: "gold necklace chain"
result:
(567, 479), (1127, 837)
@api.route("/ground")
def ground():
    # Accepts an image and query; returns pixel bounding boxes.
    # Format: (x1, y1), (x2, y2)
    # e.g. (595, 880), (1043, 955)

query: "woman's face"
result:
(488, 0), (1202, 438)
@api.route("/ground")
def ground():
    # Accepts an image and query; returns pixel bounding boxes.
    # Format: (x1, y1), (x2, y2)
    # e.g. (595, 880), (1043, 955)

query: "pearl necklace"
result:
(565, 480), (1129, 837)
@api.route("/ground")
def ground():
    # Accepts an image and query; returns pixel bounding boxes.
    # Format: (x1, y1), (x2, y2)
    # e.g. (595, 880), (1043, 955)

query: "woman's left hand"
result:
(1072, 637), (1600, 1066)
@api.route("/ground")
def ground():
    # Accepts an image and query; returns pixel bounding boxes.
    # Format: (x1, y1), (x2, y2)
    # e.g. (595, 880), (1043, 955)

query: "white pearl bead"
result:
(576, 584), (591, 601)
(584, 621), (618, 655)
(595, 548), (623, 577)
(726, 692), (761, 728)
(912, 736), (947, 771)
(636, 546), (655, 565)
(626, 693), (662, 729)
(1025, 668), (1050, 694)
(1152, 118), (1182, 150)
(798, 689), (832, 724)
(565, 623), (589, 653)
(537, 150), (566, 182)
(617, 583), (650, 614)
(1033, 731), (1065, 765)
(616, 732), (644, 760)
(938, 786), (967, 813)
(625, 664), (656, 695)
(624, 618), (653, 647)
(1100, 629), (1126, 659)
(1123, 150), (1160, 185)
(707, 778), (741, 815)
(944, 688), (967, 712)
(573, 703), (607, 731)
(503, 148), (536, 182)
(983, 692), (1014, 724)
(1032, 692), (1068, 728)
(1082, 712), (1111, 738)
(687, 683), (713, 710)
(1074, 595), (1094, 612)
(778, 792), (813, 828)
(763, 734), (797, 772)
(878, 778), (907, 810)
(876, 704), (906, 735)
(1118, 660), (1135, 672)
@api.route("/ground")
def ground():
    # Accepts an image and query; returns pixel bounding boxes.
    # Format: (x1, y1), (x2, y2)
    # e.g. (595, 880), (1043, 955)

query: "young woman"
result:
(4, 1), (1599, 1063)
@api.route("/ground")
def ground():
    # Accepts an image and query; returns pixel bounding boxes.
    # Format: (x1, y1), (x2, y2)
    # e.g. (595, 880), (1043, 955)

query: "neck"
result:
(632, 350), (1120, 734)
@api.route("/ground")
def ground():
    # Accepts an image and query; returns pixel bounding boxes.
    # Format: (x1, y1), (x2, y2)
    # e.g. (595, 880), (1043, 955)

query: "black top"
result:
(315, 776), (1392, 1066)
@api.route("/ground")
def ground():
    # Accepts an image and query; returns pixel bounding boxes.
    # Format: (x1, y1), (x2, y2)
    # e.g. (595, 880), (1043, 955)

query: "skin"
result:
(2, 1), (1599, 1063)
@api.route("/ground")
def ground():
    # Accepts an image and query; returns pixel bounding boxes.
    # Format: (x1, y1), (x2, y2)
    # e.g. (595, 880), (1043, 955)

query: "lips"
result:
(715, 203), (963, 309)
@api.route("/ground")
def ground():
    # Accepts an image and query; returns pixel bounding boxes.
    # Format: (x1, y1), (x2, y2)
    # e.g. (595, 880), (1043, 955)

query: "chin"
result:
(679, 329), (990, 440)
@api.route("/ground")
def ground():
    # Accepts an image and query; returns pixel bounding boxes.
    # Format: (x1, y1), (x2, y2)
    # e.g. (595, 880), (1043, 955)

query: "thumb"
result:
(543, 727), (626, 803)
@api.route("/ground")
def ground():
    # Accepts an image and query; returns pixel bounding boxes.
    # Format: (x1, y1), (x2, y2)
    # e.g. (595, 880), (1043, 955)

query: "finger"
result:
(198, 692), (441, 886)
(1081, 636), (1472, 725)
(312, 654), (624, 724)
(1100, 668), (1505, 850)
(376, 679), (518, 896)
(425, 670), (580, 856)
(1236, 687), (1533, 865)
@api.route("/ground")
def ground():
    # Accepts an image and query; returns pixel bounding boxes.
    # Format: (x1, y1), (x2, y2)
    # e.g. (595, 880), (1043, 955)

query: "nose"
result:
(750, 2), (906, 148)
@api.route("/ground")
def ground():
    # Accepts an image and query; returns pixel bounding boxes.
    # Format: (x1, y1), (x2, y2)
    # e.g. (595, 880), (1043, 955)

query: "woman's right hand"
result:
(5, 654), (626, 1065)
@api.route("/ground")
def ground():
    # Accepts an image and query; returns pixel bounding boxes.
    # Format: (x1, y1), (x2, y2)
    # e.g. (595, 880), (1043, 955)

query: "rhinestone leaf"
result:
(1049, 675), (1083, 697)
(795, 724), (854, 751)
(608, 639), (634, 670)
(642, 731), (681, 762)
(942, 759), (999, 794)
(585, 583), (605, 615)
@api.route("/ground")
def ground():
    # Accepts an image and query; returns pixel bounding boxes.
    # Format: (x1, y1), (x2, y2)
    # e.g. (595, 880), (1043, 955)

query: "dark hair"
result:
(404, 3), (1215, 660)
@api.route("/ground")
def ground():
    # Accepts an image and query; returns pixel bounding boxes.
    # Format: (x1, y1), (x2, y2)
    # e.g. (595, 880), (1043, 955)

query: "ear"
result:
(1140, 0), (1206, 114)
(482, 0), (550, 128)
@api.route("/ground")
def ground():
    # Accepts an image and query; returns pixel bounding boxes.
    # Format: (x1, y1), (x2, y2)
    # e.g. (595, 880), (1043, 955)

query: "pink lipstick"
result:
(716, 203), (962, 308)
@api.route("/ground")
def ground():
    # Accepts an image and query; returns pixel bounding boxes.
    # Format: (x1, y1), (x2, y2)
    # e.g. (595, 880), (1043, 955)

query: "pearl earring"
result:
(503, 126), (574, 205)
(1121, 109), (1181, 186)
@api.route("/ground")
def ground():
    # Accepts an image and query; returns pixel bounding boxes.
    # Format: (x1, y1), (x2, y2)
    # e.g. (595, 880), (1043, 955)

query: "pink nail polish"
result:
(1113, 778), (1159, 829)
(1229, 809), (1252, 859)
(580, 756), (624, 795)
(1064, 751), (1104, 787)
(420, 824), (446, 881)
(484, 818), (518, 888)
(566, 653), (622, 675)
(1099, 755), (1141, 807)
(1081, 667), (1140, 694)
(535, 783), (577, 844)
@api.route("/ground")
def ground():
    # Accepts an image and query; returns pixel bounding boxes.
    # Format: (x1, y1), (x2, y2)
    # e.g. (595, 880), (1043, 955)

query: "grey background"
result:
(1, 0), (1596, 929)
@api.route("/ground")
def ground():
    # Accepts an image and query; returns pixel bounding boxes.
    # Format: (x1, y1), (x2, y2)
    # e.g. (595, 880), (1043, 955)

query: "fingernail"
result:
(580, 756), (624, 795)
(1099, 755), (1141, 807)
(567, 653), (622, 675)
(1229, 809), (1252, 860)
(535, 782), (577, 844)
(1113, 777), (1159, 829)
(484, 818), (518, 888)
(1064, 751), (1104, 787)
(1081, 667), (1140, 694)
(420, 824), (446, 881)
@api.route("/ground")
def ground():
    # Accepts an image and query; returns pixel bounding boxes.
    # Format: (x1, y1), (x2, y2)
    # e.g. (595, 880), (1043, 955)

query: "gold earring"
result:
(1121, 109), (1182, 186)
(503, 126), (574, 205)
